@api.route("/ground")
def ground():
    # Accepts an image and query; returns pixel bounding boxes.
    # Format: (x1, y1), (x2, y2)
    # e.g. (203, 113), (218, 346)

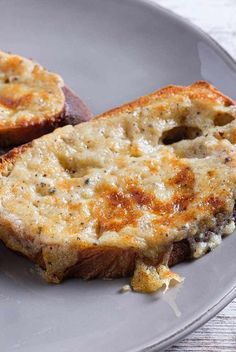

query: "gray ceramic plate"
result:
(0, 0), (236, 351)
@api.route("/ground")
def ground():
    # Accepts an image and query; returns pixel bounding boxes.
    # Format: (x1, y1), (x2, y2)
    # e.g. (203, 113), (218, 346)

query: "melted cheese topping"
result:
(1, 92), (236, 249)
(0, 51), (65, 127)
(0, 82), (236, 291)
(131, 262), (183, 293)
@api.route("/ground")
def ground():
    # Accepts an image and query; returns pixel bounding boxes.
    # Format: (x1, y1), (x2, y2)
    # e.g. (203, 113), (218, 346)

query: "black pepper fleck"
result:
(49, 188), (56, 194)
(224, 157), (231, 163)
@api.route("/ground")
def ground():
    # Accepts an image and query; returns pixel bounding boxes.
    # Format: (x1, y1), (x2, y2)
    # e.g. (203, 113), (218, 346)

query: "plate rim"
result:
(1, 1), (236, 351)
(131, 1), (236, 351)
(142, 286), (236, 352)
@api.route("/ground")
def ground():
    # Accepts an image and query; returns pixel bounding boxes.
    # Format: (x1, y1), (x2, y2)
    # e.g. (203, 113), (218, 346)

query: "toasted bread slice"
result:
(0, 81), (236, 293)
(0, 51), (92, 147)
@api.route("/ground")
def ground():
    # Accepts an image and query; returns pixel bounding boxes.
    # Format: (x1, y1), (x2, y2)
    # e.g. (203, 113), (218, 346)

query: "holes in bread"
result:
(214, 113), (234, 127)
(57, 154), (104, 178)
(57, 155), (78, 177)
(161, 126), (202, 145)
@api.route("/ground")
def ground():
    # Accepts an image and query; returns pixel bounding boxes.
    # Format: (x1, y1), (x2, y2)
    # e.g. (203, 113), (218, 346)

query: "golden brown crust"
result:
(0, 143), (32, 174)
(0, 122), (57, 147)
(96, 81), (235, 121)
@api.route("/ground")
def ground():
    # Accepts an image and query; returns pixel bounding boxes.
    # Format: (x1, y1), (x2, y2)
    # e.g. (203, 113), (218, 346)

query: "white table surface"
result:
(153, 1), (236, 351)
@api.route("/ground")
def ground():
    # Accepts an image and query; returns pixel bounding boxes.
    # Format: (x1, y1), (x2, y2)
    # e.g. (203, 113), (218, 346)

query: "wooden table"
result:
(153, 1), (236, 350)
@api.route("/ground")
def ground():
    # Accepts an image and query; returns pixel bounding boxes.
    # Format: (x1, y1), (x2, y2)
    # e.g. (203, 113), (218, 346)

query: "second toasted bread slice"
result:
(0, 51), (92, 147)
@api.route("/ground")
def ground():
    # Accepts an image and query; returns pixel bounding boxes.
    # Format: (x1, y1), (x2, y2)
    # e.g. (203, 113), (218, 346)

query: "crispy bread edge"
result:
(96, 81), (234, 121)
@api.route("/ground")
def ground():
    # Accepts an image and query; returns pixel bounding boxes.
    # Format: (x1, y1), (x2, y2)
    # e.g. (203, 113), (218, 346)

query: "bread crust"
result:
(96, 81), (235, 121)
(0, 81), (235, 286)
(65, 241), (191, 280)
(0, 218), (189, 282)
